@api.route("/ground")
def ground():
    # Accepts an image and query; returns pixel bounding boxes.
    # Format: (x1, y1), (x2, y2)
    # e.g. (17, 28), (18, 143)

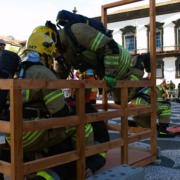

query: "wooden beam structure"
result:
(0, 1), (157, 179)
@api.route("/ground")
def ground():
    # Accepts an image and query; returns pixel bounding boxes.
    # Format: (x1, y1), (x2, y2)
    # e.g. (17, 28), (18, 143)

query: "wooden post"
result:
(149, 0), (157, 156)
(10, 86), (23, 180)
(76, 87), (86, 180)
(120, 87), (128, 164)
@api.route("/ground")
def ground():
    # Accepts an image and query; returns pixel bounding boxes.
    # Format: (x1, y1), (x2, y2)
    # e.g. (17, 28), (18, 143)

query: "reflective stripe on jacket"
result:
(36, 169), (60, 180)
(6, 62), (67, 148)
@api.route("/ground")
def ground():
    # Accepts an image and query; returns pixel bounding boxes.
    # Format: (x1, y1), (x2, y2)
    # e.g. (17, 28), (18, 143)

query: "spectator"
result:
(167, 80), (176, 101)
(0, 39), (6, 53)
(176, 83), (180, 103)
(160, 78), (169, 100)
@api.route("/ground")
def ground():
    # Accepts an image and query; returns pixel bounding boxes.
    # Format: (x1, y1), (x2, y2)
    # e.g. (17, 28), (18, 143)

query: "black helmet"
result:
(0, 50), (20, 78)
(45, 21), (62, 52)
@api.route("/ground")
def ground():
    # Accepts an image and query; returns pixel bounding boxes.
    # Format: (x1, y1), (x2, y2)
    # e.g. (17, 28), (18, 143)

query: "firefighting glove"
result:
(103, 76), (116, 92)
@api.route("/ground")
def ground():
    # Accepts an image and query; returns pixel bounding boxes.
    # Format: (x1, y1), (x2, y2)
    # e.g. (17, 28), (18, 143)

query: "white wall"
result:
(108, 12), (180, 49)
(107, 11), (180, 88)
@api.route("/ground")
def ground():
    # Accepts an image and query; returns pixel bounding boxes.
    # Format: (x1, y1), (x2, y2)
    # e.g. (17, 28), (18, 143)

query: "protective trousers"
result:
(130, 98), (171, 128)
(112, 67), (144, 104)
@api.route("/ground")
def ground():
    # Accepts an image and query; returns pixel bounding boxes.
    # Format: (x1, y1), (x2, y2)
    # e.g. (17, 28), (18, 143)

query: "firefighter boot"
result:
(157, 123), (175, 138)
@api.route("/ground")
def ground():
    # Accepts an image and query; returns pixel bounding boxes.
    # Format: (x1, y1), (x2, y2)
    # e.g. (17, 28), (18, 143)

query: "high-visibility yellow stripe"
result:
(157, 98), (164, 101)
(22, 89), (30, 103)
(85, 124), (93, 137)
(37, 171), (54, 180)
(92, 88), (98, 92)
(6, 117), (44, 147)
(37, 169), (60, 180)
(91, 32), (104, 51)
(99, 152), (106, 157)
(44, 89), (64, 105)
(104, 56), (119, 65)
(72, 124), (93, 140)
(115, 44), (131, 79)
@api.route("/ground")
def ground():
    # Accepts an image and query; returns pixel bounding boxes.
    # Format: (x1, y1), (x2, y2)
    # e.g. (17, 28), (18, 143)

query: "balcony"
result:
(129, 46), (180, 56)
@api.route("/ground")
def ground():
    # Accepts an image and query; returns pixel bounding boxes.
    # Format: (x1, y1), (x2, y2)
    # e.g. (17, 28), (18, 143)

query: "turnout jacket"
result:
(5, 60), (72, 152)
(56, 23), (131, 80)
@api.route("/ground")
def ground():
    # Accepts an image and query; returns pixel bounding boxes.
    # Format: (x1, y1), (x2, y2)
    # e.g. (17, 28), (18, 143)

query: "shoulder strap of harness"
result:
(64, 23), (85, 52)
(133, 86), (150, 103)
(18, 61), (43, 79)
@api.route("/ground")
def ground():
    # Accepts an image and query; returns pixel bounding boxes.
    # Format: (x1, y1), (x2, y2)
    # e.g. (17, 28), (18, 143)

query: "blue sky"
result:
(0, 0), (168, 40)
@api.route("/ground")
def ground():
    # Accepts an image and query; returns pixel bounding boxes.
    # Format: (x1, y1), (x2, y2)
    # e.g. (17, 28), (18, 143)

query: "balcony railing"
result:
(128, 45), (180, 55)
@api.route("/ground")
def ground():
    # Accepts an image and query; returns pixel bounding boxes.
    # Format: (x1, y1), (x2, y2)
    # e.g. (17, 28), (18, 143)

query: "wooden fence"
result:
(0, 78), (157, 179)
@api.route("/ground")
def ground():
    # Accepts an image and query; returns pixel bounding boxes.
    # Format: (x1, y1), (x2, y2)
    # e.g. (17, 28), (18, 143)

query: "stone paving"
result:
(106, 100), (180, 180)
(2, 100), (180, 179)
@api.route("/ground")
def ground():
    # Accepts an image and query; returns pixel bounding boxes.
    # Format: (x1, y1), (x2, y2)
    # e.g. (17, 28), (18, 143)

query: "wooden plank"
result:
(5, 79), (83, 89)
(23, 150), (79, 175)
(107, 125), (152, 134)
(10, 89), (23, 180)
(0, 161), (11, 176)
(128, 131), (154, 143)
(0, 79), (14, 90)
(131, 155), (157, 167)
(101, 4), (107, 28)
(86, 139), (124, 157)
(92, 103), (106, 109)
(85, 80), (153, 88)
(76, 88), (86, 180)
(95, 148), (153, 174)
(85, 110), (124, 123)
(107, 103), (122, 109)
(102, 0), (144, 9)
(0, 79), (154, 89)
(128, 105), (153, 116)
(23, 116), (80, 132)
(0, 121), (10, 133)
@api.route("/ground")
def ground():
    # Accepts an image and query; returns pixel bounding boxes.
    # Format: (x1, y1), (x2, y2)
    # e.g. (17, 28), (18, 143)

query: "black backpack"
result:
(0, 50), (20, 78)
(56, 10), (113, 38)
(0, 50), (20, 116)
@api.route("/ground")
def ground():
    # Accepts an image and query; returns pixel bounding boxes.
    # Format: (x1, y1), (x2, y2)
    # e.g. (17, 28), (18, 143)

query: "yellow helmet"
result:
(25, 32), (55, 56)
(156, 85), (166, 97)
(32, 26), (57, 44)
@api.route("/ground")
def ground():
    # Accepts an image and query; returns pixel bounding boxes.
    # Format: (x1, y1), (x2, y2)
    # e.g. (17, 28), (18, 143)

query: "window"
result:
(156, 64), (162, 77)
(178, 63), (180, 76)
(156, 59), (164, 79)
(175, 56), (180, 78)
(172, 19), (180, 49)
(125, 32), (135, 51)
(178, 28), (180, 47)
(120, 25), (137, 54)
(145, 22), (164, 51)
(156, 30), (161, 48)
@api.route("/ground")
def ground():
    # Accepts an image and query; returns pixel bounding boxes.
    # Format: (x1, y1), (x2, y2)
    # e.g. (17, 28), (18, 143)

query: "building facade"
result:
(0, 35), (26, 54)
(94, 0), (180, 93)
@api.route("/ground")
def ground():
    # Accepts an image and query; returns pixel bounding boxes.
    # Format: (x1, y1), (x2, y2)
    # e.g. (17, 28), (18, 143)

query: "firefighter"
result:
(2, 32), (77, 154)
(34, 90), (109, 180)
(32, 23), (150, 105)
(129, 84), (175, 138)
(167, 80), (176, 101)
(15, 32), (107, 179)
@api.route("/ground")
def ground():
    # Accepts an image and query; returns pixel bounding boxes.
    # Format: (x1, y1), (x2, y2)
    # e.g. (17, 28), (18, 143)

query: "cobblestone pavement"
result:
(105, 100), (180, 180)
(2, 100), (180, 179)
